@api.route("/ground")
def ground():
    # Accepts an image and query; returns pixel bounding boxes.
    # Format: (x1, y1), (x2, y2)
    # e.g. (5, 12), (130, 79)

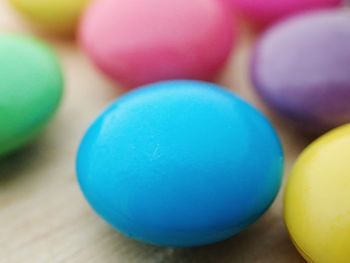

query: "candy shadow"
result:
(0, 136), (50, 187)
(97, 210), (306, 263)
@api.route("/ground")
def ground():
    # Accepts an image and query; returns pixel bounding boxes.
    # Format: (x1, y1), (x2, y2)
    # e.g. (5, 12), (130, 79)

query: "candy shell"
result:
(227, 0), (341, 27)
(9, 0), (90, 33)
(79, 0), (235, 89)
(0, 34), (63, 157)
(76, 80), (284, 247)
(251, 10), (350, 133)
(284, 124), (350, 263)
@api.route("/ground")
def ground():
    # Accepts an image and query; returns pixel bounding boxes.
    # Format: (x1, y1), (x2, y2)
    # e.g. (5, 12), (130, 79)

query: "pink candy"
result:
(80, 0), (236, 89)
(227, 0), (341, 27)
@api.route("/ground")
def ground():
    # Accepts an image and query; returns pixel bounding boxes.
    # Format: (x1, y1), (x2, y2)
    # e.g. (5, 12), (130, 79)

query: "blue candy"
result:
(76, 80), (284, 247)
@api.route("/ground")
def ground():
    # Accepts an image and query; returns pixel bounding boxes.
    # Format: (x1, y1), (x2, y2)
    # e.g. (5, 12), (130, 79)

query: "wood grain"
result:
(0, 1), (308, 262)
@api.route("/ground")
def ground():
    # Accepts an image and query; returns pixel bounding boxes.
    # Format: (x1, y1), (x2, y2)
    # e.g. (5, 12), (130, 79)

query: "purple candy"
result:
(251, 10), (350, 132)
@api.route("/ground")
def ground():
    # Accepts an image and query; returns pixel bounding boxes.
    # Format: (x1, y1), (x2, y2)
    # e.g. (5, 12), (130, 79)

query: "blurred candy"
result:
(79, 0), (235, 89)
(9, 0), (90, 33)
(251, 10), (350, 132)
(76, 80), (284, 247)
(284, 124), (350, 263)
(227, 0), (341, 27)
(0, 34), (63, 157)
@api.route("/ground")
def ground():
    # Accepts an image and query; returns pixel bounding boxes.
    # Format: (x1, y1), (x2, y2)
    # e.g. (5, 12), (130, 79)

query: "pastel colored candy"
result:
(251, 10), (350, 133)
(79, 0), (235, 89)
(76, 80), (284, 247)
(284, 124), (350, 263)
(0, 34), (63, 157)
(9, 0), (90, 33)
(226, 0), (341, 27)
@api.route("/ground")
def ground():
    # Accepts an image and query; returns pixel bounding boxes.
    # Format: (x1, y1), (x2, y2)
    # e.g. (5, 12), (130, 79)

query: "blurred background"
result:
(1, 0), (348, 262)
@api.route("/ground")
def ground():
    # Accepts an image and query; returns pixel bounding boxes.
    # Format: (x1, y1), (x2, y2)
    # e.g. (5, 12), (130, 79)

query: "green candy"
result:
(0, 34), (63, 157)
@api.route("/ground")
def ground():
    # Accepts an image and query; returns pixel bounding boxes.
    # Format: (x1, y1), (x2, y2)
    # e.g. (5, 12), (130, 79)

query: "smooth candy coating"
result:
(76, 80), (284, 247)
(251, 10), (350, 132)
(80, 0), (235, 89)
(0, 34), (63, 157)
(9, 0), (90, 33)
(226, 0), (341, 27)
(284, 124), (350, 263)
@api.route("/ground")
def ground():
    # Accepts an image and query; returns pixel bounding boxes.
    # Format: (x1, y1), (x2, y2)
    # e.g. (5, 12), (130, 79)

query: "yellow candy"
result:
(284, 124), (350, 263)
(9, 0), (90, 33)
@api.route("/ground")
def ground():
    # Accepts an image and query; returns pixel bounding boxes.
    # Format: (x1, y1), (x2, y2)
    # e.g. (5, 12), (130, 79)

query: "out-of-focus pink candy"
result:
(227, 0), (341, 27)
(80, 0), (236, 89)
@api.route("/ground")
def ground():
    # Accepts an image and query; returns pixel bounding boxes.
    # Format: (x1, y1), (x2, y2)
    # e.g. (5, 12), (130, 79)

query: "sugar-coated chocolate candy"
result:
(0, 34), (63, 157)
(9, 0), (90, 33)
(226, 0), (341, 27)
(285, 124), (350, 263)
(251, 10), (350, 132)
(76, 80), (284, 247)
(79, 0), (236, 89)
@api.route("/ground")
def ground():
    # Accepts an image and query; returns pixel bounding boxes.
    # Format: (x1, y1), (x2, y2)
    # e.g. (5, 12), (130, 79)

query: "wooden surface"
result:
(0, 1), (309, 262)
